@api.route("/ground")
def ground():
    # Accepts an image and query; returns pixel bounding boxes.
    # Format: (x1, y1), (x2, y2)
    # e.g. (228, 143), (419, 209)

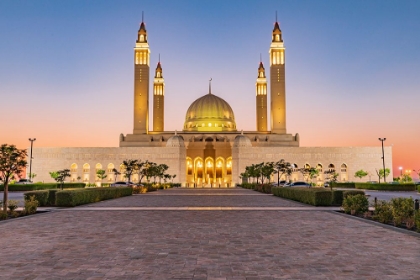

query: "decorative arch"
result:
(328, 164), (335, 172)
(70, 163), (78, 182)
(107, 163), (114, 182)
(340, 163), (348, 182)
(95, 163), (102, 171)
(186, 157), (193, 176)
(82, 163), (90, 183)
(83, 163), (90, 173)
(226, 157), (232, 176)
(304, 163), (310, 169)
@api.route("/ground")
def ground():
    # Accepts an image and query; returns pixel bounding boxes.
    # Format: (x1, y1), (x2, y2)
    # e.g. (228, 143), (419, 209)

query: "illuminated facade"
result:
(30, 19), (393, 186)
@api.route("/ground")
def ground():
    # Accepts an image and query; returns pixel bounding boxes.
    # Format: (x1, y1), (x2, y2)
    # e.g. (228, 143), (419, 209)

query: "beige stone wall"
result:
(30, 146), (392, 187)
(30, 147), (185, 184)
(232, 146), (393, 185)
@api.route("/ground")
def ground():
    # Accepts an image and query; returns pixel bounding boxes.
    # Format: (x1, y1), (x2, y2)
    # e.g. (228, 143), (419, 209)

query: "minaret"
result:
(133, 17), (150, 134)
(256, 60), (267, 131)
(269, 19), (286, 134)
(153, 58), (164, 132)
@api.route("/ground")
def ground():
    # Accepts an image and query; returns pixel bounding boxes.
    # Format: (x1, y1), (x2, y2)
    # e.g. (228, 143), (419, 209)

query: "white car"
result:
(15, 179), (32, 184)
(284, 181), (311, 188)
(110, 181), (136, 187)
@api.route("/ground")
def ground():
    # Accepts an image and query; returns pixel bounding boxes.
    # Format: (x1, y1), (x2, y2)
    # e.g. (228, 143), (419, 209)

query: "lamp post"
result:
(399, 166), (403, 176)
(28, 138), (36, 182)
(378, 138), (386, 183)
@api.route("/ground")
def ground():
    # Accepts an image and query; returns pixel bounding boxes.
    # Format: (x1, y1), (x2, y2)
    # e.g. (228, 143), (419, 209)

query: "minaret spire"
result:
(153, 58), (165, 132)
(133, 18), (150, 135)
(269, 15), (286, 134)
(209, 78), (212, 94)
(256, 59), (267, 131)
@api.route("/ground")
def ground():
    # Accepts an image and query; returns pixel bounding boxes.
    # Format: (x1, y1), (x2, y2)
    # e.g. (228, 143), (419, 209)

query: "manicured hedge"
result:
(272, 187), (334, 206)
(55, 187), (132, 207)
(271, 187), (365, 206)
(0, 183), (85, 191)
(24, 191), (49, 206)
(46, 189), (60, 206)
(354, 183), (416, 191)
(417, 186), (420, 193)
(332, 190), (343, 206)
(331, 182), (356, 189)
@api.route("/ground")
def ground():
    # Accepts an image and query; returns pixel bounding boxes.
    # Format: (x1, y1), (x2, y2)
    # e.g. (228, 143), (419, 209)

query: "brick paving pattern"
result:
(0, 188), (419, 279)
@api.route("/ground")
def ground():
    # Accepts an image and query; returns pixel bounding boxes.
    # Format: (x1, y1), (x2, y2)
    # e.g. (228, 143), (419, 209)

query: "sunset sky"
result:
(1, 0), (419, 177)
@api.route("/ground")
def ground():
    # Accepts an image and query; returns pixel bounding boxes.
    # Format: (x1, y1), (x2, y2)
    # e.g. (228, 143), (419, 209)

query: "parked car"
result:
(15, 179), (32, 184)
(110, 181), (136, 187)
(284, 181), (311, 188)
(271, 180), (287, 186)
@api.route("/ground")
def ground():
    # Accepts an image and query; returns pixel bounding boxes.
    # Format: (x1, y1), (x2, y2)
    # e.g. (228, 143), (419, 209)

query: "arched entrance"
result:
(186, 156), (232, 188)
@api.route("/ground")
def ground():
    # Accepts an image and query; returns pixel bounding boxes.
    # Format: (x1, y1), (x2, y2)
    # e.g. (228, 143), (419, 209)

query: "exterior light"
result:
(28, 138), (36, 182)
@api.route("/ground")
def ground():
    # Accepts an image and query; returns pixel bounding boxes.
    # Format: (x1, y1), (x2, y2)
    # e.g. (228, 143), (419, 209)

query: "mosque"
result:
(31, 19), (393, 186)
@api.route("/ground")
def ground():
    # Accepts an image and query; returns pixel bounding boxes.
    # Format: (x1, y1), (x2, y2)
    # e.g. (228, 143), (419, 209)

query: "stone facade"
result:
(31, 145), (392, 187)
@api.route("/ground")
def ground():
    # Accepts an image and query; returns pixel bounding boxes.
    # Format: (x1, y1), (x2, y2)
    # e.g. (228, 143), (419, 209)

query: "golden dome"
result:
(183, 93), (237, 132)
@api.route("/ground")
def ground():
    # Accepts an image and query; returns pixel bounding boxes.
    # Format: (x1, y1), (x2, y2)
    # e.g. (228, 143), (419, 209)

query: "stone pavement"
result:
(0, 188), (419, 279)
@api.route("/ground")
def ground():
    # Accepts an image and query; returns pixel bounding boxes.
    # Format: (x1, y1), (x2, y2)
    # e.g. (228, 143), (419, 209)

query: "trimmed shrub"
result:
(47, 189), (60, 206)
(331, 182), (356, 189)
(390, 197), (414, 227)
(343, 190), (365, 199)
(415, 210), (420, 232)
(373, 200), (393, 224)
(272, 187), (334, 206)
(254, 184), (272, 194)
(24, 196), (39, 214)
(331, 190), (343, 206)
(342, 194), (369, 215)
(417, 185), (420, 193)
(354, 183), (416, 191)
(0, 183), (85, 192)
(55, 187), (132, 207)
(24, 191), (49, 206)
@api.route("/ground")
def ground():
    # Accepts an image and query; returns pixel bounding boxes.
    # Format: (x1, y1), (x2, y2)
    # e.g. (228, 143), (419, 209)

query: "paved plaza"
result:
(0, 188), (419, 279)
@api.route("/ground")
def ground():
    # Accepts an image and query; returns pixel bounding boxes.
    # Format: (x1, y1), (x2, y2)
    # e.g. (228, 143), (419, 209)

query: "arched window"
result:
(328, 164), (335, 172)
(316, 164), (323, 172)
(71, 163), (78, 173)
(341, 163), (347, 173)
(304, 163), (310, 169)
(95, 163), (102, 172)
(83, 163), (90, 173)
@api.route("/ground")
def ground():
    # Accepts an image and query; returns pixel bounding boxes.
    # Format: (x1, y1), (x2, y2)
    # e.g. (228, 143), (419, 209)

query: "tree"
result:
(0, 144), (27, 212)
(375, 169), (381, 183)
(29, 173), (37, 181)
(134, 160), (146, 184)
(300, 167), (319, 184)
(121, 159), (138, 182)
(400, 174), (413, 183)
(261, 162), (274, 184)
(112, 168), (121, 182)
(378, 168), (390, 182)
(96, 169), (107, 185)
(273, 159), (293, 186)
(51, 169), (71, 190)
(49, 171), (59, 180)
(156, 164), (169, 184)
(324, 170), (339, 191)
(354, 170), (368, 181)
(171, 174), (176, 184)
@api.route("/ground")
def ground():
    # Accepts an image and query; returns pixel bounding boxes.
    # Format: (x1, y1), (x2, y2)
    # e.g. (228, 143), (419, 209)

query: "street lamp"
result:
(378, 138), (386, 183)
(399, 166), (403, 176)
(28, 138), (36, 182)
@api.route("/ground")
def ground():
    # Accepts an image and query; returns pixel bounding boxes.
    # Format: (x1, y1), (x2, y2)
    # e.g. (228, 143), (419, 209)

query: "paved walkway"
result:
(0, 188), (419, 279)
